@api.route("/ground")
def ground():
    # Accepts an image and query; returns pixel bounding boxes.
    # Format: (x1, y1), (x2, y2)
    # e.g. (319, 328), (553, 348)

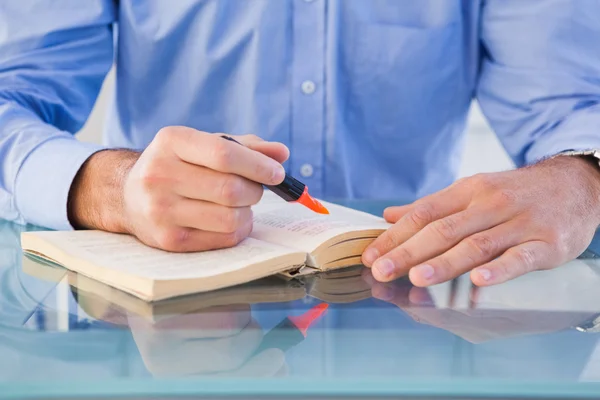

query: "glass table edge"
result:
(3, 378), (600, 399)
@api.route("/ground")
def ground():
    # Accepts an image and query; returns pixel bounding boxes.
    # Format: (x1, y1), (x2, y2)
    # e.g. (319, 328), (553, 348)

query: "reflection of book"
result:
(22, 252), (67, 283)
(303, 268), (372, 304)
(21, 192), (388, 302)
(23, 253), (371, 322)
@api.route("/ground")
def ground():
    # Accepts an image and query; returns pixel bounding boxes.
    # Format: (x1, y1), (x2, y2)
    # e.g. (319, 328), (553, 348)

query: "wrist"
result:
(67, 149), (140, 233)
(543, 155), (600, 220)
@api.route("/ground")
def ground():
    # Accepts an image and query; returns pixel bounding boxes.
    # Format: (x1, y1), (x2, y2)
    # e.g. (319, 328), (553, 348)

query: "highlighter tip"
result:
(289, 303), (330, 337)
(297, 187), (330, 215)
(316, 203), (330, 215)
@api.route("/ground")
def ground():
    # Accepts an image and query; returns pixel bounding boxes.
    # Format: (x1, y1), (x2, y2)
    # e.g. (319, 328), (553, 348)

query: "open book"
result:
(21, 192), (389, 301)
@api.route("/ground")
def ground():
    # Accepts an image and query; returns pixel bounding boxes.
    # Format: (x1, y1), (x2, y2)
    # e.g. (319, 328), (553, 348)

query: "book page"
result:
(250, 192), (391, 252)
(23, 231), (300, 281)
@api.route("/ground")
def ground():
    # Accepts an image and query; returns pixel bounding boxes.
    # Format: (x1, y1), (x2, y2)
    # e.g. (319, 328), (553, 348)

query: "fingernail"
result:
(271, 165), (285, 183)
(374, 258), (396, 278)
(413, 264), (435, 280)
(476, 268), (492, 282)
(362, 248), (379, 266)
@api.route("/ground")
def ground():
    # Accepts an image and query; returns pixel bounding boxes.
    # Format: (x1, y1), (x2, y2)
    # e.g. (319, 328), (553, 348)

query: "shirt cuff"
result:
(525, 104), (600, 164)
(14, 137), (105, 230)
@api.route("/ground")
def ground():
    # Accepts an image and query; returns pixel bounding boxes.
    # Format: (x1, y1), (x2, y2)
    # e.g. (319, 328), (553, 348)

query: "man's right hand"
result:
(68, 126), (288, 252)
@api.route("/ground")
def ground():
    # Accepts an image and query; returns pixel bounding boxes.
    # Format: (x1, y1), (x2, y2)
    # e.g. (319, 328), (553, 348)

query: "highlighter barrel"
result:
(254, 318), (306, 355)
(265, 175), (305, 202)
(220, 135), (329, 214)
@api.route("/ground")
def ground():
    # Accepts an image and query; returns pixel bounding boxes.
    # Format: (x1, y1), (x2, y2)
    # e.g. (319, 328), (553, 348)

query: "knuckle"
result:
(381, 229), (403, 250)
(143, 198), (169, 222)
(432, 256), (454, 278)
(395, 246), (416, 265)
(253, 161), (273, 182)
(154, 127), (177, 145)
(156, 228), (190, 252)
(210, 140), (234, 170)
(219, 207), (247, 233)
(222, 226), (249, 247)
(222, 232), (240, 247)
(219, 176), (244, 205)
(495, 261), (513, 280)
(454, 176), (470, 187)
(465, 234), (498, 260)
(409, 203), (436, 228)
(471, 173), (498, 192)
(510, 247), (537, 273)
(436, 256), (454, 271)
(431, 217), (459, 243)
(138, 161), (166, 190)
(492, 189), (518, 208)
(546, 228), (570, 258)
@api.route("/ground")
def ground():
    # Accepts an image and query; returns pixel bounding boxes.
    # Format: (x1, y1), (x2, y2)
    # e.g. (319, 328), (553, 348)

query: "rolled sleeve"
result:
(15, 135), (104, 230)
(476, 0), (600, 166)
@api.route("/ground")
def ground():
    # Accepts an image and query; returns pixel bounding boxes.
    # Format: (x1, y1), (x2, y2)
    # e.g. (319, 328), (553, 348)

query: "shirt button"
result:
(300, 164), (314, 178)
(301, 80), (316, 95)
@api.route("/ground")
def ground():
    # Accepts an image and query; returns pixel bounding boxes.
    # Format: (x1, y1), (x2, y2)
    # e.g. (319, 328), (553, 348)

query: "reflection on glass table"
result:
(3, 211), (600, 398)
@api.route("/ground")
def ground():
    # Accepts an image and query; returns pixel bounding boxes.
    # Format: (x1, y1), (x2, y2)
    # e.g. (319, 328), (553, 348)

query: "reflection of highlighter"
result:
(254, 303), (329, 355)
(220, 135), (329, 214)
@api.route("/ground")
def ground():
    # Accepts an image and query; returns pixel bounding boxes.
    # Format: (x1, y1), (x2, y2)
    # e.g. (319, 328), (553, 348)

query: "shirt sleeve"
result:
(476, 0), (600, 167)
(0, 1), (115, 230)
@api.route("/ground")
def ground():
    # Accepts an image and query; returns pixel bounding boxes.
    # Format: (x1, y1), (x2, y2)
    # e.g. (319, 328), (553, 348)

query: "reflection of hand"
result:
(125, 304), (287, 377)
(362, 269), (595, 343)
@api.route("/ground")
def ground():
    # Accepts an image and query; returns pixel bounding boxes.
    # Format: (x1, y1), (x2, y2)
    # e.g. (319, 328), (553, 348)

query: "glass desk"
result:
(2, 200), (600, 399)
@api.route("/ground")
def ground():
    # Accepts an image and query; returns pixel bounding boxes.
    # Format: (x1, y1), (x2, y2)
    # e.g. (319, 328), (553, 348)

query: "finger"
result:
(144, 221), (253, 252)
(408, 219), (524, 287)
(363, 190), (471, 267)
(470, 240), (557, 287)
(172, 163), (264, 207)
(171, 199), (252, 234)
(237, 134), (290, 164)
(371, 206), (507, 282)
(163, 128), (286, 185)
(382, 181), (470, 223)
(382, 204), (412, 223)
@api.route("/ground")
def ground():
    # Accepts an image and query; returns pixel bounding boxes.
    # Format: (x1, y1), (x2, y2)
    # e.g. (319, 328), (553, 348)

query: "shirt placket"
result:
(290, 0), (326, 197)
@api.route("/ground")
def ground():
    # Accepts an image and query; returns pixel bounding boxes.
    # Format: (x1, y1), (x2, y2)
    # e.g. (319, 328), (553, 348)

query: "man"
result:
(1, 0), (599, 288)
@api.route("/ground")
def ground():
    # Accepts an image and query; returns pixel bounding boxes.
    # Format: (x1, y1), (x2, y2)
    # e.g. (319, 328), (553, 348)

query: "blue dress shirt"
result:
(0, 0), (599, 230)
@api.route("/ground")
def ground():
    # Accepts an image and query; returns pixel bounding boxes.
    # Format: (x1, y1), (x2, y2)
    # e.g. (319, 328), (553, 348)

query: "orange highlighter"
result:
(221, 135), (329, 214)
(254, 303), (329, 355)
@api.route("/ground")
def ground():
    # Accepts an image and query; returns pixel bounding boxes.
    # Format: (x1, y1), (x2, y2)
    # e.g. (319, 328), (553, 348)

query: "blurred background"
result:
(76, 69), (515, 178)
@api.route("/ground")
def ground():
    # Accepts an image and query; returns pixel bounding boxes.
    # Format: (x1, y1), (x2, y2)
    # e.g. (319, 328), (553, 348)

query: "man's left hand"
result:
(362, 156), (600, 287)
